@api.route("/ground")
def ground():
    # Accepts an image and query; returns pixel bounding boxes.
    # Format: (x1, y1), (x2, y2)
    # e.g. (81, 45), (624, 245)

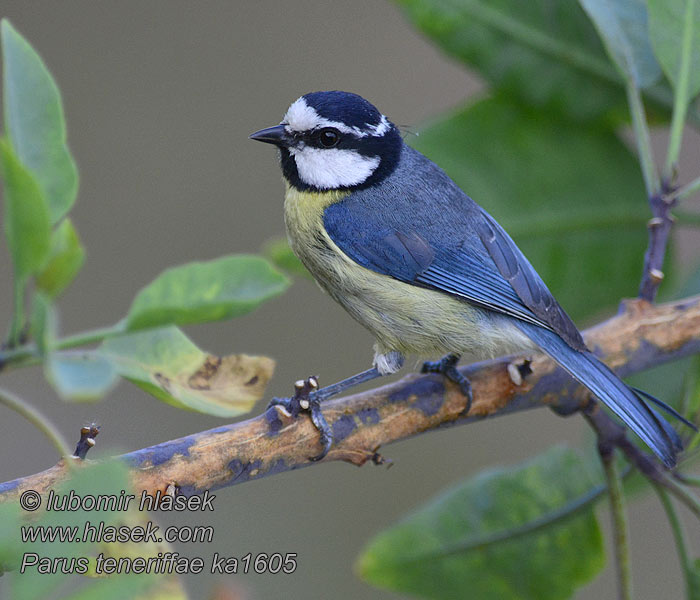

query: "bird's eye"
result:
(318, 128), (340, 148)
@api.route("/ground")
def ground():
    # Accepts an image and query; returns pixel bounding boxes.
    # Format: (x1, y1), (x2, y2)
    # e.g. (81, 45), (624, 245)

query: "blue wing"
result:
(322, 148), (682, 465)
(323, 188), (584, 348)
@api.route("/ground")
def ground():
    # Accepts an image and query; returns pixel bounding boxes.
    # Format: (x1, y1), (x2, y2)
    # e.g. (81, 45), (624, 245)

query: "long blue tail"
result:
(515, 321), (682, 468)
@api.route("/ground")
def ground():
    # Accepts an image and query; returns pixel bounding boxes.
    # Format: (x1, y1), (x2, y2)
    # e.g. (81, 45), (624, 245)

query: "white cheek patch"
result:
(290, 146), (380, 189)
(283, 97), (390, 138)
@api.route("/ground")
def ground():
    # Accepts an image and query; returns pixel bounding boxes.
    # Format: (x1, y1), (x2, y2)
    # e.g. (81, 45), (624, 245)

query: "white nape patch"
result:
(366, 115), (391, 137)
(290, 146), (380, 189)
(283, 97), (389, 138)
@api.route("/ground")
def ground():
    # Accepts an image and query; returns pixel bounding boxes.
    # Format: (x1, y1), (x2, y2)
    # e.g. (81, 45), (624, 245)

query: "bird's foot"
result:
(267, 376), (333, 462)
(421, 353), (473, 415)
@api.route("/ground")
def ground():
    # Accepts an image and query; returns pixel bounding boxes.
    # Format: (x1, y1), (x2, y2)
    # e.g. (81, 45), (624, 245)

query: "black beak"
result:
(249, 124), (290, 147)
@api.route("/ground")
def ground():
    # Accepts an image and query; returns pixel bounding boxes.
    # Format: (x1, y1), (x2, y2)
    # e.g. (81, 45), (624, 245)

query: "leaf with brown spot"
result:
(100, 326), (274, 417)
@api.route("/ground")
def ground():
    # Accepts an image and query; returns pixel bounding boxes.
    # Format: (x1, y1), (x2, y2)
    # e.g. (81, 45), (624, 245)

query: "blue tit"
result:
(250, 90), (687, 465)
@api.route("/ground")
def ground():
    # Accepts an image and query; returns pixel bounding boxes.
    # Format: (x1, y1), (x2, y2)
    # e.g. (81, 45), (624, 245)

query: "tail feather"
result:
(515, 321), (680, 468)
(630, 386), (697, 432)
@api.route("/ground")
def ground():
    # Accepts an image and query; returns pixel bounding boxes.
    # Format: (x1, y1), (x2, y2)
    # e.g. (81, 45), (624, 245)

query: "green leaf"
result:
(125, 255), (289, 331)
(578, 0), (662, 88)
(648, 0), (700, 101)
(358, 446), (605, 600)
(396, 0), (629, 121)
(46, 351), (118, 401)
(0, 462), (185, 599)
(412, 97), (648, 320)
(100, 326), (274, 416)
(0, 139), (51, 280)
(2, 461), (131, 600)
(1, 19), (78, 224)
(30, 291), (56, 356)
(0, 460), (186, 599)
(36, 218), (85, 298)
(262, 236), (311, 278)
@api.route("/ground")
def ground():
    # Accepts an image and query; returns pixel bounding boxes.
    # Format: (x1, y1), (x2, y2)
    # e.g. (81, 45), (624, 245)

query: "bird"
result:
(250, 90), (687, 465)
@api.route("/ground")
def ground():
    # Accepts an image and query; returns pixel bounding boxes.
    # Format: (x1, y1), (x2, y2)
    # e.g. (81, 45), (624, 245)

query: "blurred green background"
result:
(0, 1), (698, 598)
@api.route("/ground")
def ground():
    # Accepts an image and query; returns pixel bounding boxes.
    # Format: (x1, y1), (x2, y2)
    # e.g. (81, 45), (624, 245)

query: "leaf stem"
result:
(653, 484), (694, 599)
(601, 450), (632, 600)
(55, 323), (125, 350)
(678, 475), (700, 487)
(664, 0), (696, 177)
(626, 79), (660, 197)
(0, 323), (124, 369)
(7, 278), (25, 348)
(0, 386), (71, 458)
(660, 474), (700, 521)
(670, 175), (700, 203)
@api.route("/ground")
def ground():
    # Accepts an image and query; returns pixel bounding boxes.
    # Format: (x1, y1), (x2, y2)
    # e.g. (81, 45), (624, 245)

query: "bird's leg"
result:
(267, 367), (383, 461)
(421, 353), (473, 414)
(312, 367), (382, 401)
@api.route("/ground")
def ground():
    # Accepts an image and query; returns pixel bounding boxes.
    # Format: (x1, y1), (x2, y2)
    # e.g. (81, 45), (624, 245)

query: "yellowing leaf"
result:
(101, 327), (274, 417)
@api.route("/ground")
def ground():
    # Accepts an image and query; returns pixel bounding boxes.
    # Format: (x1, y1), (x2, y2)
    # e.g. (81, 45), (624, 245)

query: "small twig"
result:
(73, 424), (100, 459)
(0, 387), (71, 459)
(638, 182), (677, 302)
(624, 70), (677, 303)
(653, 485), (694, 599)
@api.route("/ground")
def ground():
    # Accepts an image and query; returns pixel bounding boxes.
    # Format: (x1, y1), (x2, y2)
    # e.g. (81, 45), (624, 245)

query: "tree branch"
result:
(1, 295), (700, 503)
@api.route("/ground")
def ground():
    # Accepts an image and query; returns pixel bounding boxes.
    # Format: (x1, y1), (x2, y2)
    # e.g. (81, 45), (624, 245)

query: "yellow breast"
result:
(283, 185), (354, 282)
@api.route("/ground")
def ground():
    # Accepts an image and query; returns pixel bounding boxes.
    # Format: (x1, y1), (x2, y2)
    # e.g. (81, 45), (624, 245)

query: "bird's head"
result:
(250, 91), (402, 192)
